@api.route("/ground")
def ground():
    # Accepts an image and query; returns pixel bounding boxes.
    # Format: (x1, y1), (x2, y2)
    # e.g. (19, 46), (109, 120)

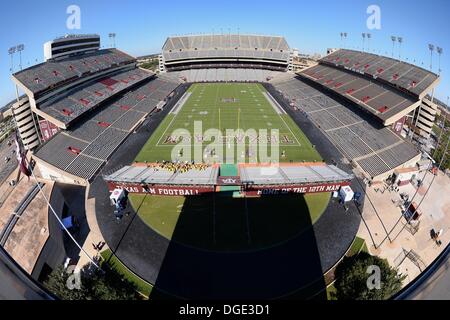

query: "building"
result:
(411, 97), (439, 138)
(11, 96), (41, 150)
(44, 34), (101, 61)
(160, 34), (291, 73)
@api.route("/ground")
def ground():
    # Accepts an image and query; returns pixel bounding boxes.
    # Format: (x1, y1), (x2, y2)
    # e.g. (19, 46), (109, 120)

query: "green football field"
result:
(132, 83), (330, 252)
(135, 83), (322, 163)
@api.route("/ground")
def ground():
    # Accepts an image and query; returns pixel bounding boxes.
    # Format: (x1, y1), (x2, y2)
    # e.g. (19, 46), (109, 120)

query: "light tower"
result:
(362, 33), (366, 52)
(391, 36), (397, 58)
(397, 37), (403, 60)
(429, 44), (435, 71)
(109, 33), (116, 48)
(437, 47), (443, 75)
(16, 44), (25, 71)
(367, 33), (372, 52)
(8, 46), (16, 73)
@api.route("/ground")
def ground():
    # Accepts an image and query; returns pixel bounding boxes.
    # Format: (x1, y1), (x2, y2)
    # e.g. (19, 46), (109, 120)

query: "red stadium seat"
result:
(67, 146), (81, 155)
(62, 108), (73, 116)
(79, 98), (90, 106)
(97, 121), (111, 128)
(378, 106), (388, 113)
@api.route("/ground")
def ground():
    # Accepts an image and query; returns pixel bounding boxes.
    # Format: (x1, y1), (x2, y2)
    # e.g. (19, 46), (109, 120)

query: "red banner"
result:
(244, 182), (350, 196)
(39, 119), (59, 142)
(107, 182), (215, 196)
(392, 116), (406, 135)
(107, 181), (351, 197)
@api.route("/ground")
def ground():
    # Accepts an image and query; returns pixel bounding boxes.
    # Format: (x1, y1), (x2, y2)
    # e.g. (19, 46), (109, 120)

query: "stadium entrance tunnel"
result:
(135, 193), (329, 299)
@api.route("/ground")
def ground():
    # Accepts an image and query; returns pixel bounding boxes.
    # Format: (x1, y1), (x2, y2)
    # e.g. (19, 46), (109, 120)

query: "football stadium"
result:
(1, 3), (449, 303)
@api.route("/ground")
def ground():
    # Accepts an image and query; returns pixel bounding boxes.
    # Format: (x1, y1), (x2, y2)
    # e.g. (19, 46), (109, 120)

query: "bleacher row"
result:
(38, 68), (154, 127)
(163, 49), (290, 63)
(164, 34), (289, 52)
(34, 77), (180, 180)
(322, 49), (438, 97)
(13, 49), (135, 95)
(274, 78), (420, 178)
(166, 68), (286, 83)
(300, 64), (417, 123)
(163, 35), (290, 64)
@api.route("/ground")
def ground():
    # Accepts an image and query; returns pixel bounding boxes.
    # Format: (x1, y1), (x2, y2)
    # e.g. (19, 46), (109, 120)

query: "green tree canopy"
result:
(43, 264), (142, 300)
(334, 252), (406, 300)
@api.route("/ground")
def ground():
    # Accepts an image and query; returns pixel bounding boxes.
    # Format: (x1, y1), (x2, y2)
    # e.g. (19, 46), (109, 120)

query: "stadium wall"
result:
(33, 156), (89, 186)
(106, 181), (352, 196)
(357, 152), (422, 183)
(31, 185), (67, 281)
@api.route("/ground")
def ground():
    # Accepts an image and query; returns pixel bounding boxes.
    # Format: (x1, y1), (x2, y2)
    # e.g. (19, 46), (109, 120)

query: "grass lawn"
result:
(100, 249), (153, 298)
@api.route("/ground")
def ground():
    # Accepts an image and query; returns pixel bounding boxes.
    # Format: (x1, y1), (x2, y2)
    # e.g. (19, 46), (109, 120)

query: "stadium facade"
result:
(43, 34), (101, 62)
(6, 33), (442, 185)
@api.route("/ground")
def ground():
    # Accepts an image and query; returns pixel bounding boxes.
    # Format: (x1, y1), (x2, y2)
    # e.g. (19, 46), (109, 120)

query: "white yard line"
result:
(156, 84), (200, 146)
(171, 92), (192, 115)
(256, 84), (302, 147)
(262, 92), (286, 115)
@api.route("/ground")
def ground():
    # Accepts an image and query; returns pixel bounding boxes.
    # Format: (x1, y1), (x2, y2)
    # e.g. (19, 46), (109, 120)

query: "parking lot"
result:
(0, 139), (18, 185)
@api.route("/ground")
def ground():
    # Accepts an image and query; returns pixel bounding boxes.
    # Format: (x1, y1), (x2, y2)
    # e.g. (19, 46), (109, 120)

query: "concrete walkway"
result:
(357, 170), (450, 287)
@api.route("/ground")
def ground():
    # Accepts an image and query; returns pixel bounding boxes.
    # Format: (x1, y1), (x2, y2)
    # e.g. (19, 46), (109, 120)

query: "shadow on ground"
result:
(149, 193), (327, 300)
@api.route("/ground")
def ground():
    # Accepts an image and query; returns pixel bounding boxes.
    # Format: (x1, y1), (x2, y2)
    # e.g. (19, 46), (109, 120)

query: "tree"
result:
(333, 252), (406, 300)
(43, 264), (142, 300)
(43, 266), (85, 300)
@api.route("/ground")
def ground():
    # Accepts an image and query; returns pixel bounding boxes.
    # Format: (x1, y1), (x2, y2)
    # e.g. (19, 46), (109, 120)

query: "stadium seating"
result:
(166, 68), (286, 83)
(300, 64), (418, 124)
(162, 35), (290, 71)
(13, 49), (136, 96)
(321, 49), (439, 97)
(37, 68), (153, 127)
(34, 77), (180, 181)
(274, 77), (420, 178)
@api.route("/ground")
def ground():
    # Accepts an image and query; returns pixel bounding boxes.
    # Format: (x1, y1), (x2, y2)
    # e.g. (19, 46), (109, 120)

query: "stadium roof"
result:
(11, 49), (136, 97)
(239, 163), (354, 185)
(104, 165), (220, 186)
(104, 163), (354, 187)
(321, 49), (440, 98)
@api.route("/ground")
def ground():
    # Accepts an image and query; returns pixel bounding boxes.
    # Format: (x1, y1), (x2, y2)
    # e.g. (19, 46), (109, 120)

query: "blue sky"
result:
(0, 0), (449, 106)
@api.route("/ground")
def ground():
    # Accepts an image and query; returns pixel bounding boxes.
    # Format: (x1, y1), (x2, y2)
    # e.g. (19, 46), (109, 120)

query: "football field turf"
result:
(131, 83), (330, 252)
(135, 83), (322, 163)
